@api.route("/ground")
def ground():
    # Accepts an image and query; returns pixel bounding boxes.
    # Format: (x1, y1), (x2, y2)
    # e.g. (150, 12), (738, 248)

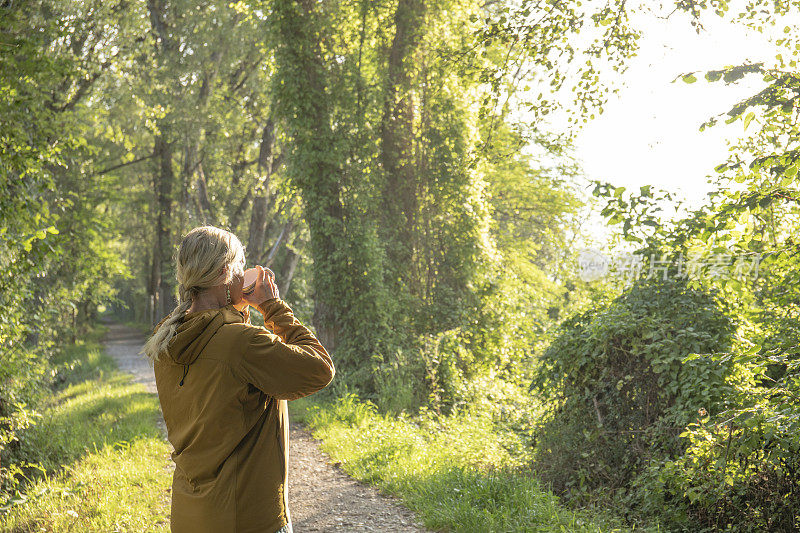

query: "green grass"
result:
(0, 334), (173, 532)
(121, 320), (155, 336)
(289, 393), (652, 533)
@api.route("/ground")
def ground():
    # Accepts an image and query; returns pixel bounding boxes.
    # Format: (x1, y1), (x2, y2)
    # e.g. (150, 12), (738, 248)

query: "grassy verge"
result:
(121, 320), (155, 336)
(0, 330), (173, 532)
(289, 393), (653, 533)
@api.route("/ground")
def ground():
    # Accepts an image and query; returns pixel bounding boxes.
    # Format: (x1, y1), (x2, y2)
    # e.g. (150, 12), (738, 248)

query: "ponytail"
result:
(141, 286), (194, 365)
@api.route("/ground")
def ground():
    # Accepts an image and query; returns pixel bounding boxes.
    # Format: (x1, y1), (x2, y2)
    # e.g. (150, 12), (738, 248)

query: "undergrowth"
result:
(290, 393), (655, 532)
(0, 331), (172, 532)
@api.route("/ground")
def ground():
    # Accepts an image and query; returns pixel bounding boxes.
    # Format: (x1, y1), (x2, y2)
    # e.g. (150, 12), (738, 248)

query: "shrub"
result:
(0, 345), (50, 502)
(530, 276), (745, 505)
(0, 330), (110, 506)
(638, 349), (800, 532)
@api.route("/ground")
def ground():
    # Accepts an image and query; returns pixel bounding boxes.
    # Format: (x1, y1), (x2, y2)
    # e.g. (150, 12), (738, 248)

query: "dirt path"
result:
(102, 323), (429, 532)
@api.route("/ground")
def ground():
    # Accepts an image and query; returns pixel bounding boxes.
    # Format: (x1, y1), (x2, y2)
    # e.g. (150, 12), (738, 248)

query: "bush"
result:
(0, 345), (51, 501)
(638, 350), (800, 532)
(0, 329), (110, 506)
(0, 338), (171, 530)
(530, 276), (746, 506)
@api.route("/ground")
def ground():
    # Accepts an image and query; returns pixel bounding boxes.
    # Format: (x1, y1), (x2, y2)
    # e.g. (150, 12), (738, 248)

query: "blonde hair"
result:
(141, 225), (246, 364)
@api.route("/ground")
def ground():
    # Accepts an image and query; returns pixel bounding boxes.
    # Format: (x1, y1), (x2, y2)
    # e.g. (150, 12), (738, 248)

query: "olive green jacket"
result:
(153, 297), (335, 533)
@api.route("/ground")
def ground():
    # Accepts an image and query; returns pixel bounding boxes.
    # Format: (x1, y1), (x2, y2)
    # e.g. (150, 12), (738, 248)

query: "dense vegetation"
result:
(0, 327), (172, 530)
(3, 0), (800, 530)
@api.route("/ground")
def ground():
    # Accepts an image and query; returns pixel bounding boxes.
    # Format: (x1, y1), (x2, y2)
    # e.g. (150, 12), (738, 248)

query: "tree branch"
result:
(95, 153), (157, 176)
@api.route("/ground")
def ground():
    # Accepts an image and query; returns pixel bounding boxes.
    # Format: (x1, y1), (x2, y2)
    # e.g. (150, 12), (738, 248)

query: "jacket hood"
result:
(166, 304), (246, 366)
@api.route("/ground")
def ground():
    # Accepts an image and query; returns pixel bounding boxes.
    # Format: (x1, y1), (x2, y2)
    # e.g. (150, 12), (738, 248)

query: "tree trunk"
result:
(271, 0), (401, 392)
(147, 0), (177, 323)
(379, 0), (426, 295)
(247, 193), (270, 262)
(195, 162), (216, 224)
(279, 247), (300, 298)
(246, 118), (276, 262)
(154, 133), (174, 320)
(149, 239), (160, 326)
(261, 214), (294, 267)
(271, 0), (348, 356)
(229, 189), (253, 231)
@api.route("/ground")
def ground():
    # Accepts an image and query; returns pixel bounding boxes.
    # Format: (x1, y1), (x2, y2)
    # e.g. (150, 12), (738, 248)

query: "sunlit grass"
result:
(0, 337), (173, 532)
(290, 394), (652, 533)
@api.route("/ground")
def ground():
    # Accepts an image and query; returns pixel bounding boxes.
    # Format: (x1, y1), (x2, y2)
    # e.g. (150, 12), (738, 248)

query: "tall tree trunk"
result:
(149, 231), (161, 326)
(147, 0), (178, 323)
(261, 214), (294, 266)
(195, 163), (216, 223)
(247, 193), (269, 260)
(272, 0), (345, 354)
(271, 0), (397, 381)
(247, 118), (276, 262)
(279, 247), (300, 298)
(154, 134), (174, 321)
(379, 0), (426, 295)
(229, 189), (253, 231)
(143, 245), (152, 325)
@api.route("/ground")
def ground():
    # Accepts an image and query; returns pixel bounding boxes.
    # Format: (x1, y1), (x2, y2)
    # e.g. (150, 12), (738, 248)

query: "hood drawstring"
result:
(179, 364), (189, 387)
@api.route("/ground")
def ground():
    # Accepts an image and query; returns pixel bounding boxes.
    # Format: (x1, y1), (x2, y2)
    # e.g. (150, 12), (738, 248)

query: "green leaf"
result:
(682, 73), (697, 84)
(743, 111), (755, 131)
(745, 343), (761, 354)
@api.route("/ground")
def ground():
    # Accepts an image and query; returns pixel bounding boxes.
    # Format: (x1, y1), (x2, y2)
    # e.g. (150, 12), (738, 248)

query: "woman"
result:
(142, 225), (335, 533)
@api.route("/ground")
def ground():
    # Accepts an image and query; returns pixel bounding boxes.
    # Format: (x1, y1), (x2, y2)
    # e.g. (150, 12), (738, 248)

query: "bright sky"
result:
(534, 6), (795, 248)
(574, 10), (774, 202)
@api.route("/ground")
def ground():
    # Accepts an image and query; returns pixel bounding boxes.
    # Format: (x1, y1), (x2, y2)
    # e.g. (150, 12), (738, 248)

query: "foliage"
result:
(607, 4), (800, 529)
(0, 0), (131, 499)
(0, 328), (108, 505)
(265, 0), (623, 398)
(1, 0), (652, 407)
(292, 393), (639, 533)
(530, 276), (747, 507)
(580, 169), (800, 528)
(599, 5), (800, 527)
(0, 337), (171, 531)
(637, 348), (800, 532)
(475, 0), (642, 130)
(571, 4), (800, 520)
(10, 0), (800, 530)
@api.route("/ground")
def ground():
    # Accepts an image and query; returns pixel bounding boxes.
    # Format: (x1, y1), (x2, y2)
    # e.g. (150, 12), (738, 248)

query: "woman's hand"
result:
(242, 265), (280, 307)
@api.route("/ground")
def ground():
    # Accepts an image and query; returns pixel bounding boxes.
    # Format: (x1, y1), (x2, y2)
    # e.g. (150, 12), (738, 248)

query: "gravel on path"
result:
(101, 322), (431, 532)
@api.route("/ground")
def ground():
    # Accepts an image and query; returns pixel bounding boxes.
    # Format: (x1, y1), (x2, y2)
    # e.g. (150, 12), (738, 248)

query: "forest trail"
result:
(101, 323), (429, 532)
